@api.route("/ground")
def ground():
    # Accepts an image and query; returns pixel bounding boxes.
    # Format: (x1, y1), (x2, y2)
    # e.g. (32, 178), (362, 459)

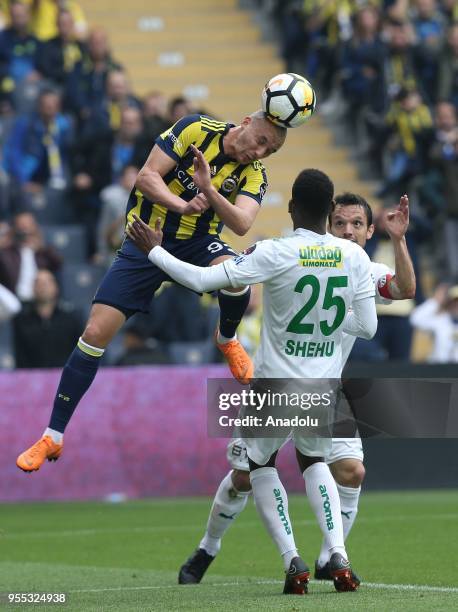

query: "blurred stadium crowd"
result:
(261, 0), (458, 363)
(0, 0), (457, 368)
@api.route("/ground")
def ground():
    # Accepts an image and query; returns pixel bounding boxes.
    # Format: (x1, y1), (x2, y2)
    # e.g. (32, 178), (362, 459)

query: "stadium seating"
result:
(59, 263), (106, 316)
(43, 225), (87, 263)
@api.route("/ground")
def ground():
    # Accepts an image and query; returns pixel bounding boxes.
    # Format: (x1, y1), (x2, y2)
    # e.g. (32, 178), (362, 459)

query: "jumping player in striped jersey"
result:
(16, 111), (286, 472)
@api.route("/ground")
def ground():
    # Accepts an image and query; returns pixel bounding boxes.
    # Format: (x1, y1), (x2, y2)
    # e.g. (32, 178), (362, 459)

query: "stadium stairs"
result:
(78, 0), (430, 361)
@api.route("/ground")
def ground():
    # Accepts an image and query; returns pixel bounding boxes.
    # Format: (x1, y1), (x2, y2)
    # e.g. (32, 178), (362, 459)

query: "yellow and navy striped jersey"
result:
(126, 114), (268, 240)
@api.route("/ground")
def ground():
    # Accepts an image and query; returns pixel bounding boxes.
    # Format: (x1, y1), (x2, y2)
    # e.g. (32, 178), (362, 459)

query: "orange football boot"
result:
(16, 435), (63, 472)
(215, 331), (254, 385)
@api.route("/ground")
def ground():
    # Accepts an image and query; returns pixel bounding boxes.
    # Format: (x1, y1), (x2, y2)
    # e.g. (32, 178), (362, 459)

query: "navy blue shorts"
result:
(94, 234), (238, 317)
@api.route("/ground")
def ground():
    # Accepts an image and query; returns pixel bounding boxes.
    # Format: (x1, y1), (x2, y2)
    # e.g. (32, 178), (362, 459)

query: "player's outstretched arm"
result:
(126, 215), (233, 293)
(383, 195), (416, 300)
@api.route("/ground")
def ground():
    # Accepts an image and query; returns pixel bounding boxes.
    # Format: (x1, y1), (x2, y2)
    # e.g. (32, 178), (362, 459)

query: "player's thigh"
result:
(325, 438), (364, 465)
(82, 303), (126, 347)
(93, 238), (168, 321)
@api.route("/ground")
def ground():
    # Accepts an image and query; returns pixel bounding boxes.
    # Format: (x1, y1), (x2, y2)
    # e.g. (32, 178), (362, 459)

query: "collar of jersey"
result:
(294, 228), (329, 239)
(217, 123), (237, 163)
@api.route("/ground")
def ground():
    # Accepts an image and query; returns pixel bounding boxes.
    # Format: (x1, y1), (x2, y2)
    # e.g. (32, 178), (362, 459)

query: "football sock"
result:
(317, 484), (361, 567)
(337, 483), (360, 540)
(217, 287), (250, 340)
(250, 467), (298, 571)
(48, 338), (104, 433)
(303, 463), (346, 563)
(43, 428), (63, 444)
(199, 471), (250, 557)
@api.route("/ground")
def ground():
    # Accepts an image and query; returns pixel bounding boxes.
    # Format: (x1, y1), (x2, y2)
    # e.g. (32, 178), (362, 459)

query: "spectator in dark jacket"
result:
(65, 26), (122, 127)
(36, 9), (84, 87)
(3, 88), (73, 201)
(13, 268), (81, 368)
(341, 6), (385, 117)
(71, 106), (142, 255)
(0, 1), (41, 90)
(437, 23), (458, 107)
(0, 212), (61, 300)
(81, 69), (141, 136)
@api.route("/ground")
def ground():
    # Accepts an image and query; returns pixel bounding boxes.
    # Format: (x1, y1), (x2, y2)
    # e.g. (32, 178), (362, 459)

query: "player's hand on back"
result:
(126, 215), (163, 254)
(190, 144), (213, 193)
(385, 194), (409, 240)
(183, 192), (210, 215)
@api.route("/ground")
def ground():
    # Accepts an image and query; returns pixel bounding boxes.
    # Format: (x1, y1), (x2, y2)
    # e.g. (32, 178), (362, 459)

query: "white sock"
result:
(217, 331), (236, 344)
(250, 467), (298, 570)
(337, 483), (360, 540)
(199, 471), (250, 557)
(304, 463), (346, 563)
(317, 483), (361, 567)
(43, 428), (63, 444)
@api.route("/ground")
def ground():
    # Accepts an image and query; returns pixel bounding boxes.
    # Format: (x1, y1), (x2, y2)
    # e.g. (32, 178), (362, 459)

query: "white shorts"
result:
(243, 433), (332, 467)
(226, 438), (250, 471)
(324, 438), (364, 464)
(227, 436), (364, 470)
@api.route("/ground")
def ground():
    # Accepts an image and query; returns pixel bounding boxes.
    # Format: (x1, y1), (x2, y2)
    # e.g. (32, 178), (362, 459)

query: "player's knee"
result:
(331, 459), (365, 487)
(231, 469), (251, 492)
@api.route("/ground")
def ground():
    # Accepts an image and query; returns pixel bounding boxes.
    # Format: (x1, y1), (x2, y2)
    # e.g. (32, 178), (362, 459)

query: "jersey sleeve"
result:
(223, 240), (278, 286)
(352, 248), (376, 301)
(155, 114), (202, 163)
(236, 161), (268, 205)
(372, 262), (394, 305)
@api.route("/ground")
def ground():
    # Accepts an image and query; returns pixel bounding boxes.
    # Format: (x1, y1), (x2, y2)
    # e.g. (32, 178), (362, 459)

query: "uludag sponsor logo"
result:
(298, 245), (343, 268)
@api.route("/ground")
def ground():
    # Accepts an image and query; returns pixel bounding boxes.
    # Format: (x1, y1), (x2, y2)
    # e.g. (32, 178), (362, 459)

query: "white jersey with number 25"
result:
(223, 228), (375, 379)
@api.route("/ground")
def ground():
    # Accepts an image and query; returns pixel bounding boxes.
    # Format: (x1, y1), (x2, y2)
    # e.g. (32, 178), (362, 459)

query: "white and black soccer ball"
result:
(261, 73), (316, 128)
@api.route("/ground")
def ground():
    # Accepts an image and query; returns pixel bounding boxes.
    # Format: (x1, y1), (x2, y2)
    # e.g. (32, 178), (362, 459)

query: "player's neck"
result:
(294, 220), (327, 235)
(221, 127), (240, 158)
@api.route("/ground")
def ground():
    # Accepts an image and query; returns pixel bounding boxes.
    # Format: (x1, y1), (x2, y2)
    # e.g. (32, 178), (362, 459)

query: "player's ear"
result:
(241, 116), (252, 128)
(366, 223), (375, 240)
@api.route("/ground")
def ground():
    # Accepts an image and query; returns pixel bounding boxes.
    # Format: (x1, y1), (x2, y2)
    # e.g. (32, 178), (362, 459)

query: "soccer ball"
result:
(261, 73), (316, 128)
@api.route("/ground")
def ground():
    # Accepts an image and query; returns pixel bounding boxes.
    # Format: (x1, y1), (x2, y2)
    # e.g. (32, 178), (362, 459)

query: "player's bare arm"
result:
(190, 145), (259, 236)
(384, 195), (416, 300)
(136, 146), (210, 216)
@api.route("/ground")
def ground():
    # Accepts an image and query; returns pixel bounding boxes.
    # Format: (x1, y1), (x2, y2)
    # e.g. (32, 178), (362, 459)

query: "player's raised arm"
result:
(190, 145), (259, 236)
(136, 146), (209, 216)
(380, 195), (416, 300)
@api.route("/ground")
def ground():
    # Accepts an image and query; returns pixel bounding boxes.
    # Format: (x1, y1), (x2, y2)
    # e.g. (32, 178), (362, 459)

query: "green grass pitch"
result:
(1, 490), (457, 611)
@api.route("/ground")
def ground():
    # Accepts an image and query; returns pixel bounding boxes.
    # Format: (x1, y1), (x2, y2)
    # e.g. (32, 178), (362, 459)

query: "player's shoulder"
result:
(199, 114), (229, 133)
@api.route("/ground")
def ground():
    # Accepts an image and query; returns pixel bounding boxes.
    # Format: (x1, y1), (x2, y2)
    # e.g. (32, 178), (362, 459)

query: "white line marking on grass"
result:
(3, 513), (458, 539)
(67, 580), (458, 595)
